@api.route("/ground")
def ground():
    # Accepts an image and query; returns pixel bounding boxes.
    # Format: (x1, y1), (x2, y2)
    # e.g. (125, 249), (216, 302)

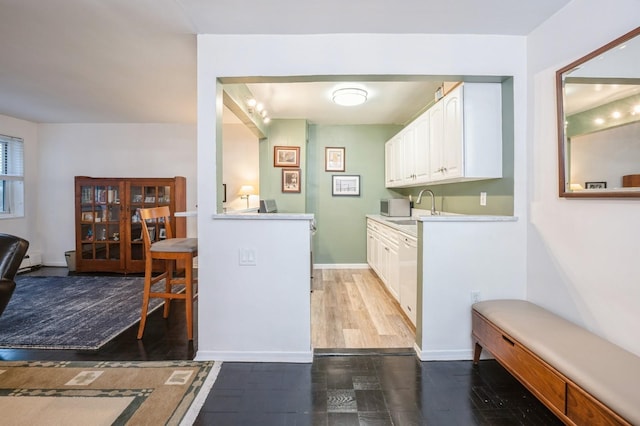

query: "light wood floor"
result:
(311, 268), (415, 349)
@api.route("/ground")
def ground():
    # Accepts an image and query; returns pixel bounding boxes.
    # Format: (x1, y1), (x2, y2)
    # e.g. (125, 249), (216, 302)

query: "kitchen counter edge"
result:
(212, 212), (315, 221)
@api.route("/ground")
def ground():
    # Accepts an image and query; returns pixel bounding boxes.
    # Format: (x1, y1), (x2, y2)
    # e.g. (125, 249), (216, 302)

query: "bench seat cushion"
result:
(473, 299), (640, 425)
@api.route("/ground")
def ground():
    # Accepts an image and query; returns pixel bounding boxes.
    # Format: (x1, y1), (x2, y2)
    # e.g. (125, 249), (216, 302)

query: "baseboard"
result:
(43, 261), (68, 268)
(18, 250), (43, 272)
(314, 263), (369, 270)
(194, 350), (313, 363)
(415, 348), (474, 361)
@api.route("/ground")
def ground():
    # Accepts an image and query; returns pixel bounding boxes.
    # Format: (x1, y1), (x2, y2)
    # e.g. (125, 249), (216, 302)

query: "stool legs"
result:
(137, 255), (195, 341)
(137, 259), (154, 339)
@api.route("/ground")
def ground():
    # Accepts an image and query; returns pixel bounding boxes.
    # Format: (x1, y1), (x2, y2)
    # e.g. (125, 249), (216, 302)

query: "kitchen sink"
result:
(388, 219), (417, 226)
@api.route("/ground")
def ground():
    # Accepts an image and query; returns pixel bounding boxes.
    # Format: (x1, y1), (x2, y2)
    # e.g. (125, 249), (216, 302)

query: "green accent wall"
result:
(307, 124), (402, 264)
(259, 119), (308, 213)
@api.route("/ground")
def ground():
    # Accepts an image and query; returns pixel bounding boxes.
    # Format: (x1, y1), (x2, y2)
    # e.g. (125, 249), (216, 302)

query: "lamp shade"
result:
(239, 185), (255, 195)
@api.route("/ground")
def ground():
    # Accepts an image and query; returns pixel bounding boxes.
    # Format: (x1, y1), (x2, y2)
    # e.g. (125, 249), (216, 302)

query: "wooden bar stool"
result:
(137, 206), (198, 340)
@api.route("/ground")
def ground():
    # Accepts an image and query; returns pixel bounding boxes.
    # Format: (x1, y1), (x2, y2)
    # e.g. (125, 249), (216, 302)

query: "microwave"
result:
(380, 198), (411, 217)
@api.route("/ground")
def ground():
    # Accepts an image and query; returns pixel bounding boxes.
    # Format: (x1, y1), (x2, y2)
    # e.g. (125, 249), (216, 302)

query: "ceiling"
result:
(0, 0), (572, 125)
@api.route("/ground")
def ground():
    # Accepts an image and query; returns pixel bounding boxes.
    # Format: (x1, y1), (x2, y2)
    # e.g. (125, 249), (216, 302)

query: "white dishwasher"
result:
(399, 234), (418, 326)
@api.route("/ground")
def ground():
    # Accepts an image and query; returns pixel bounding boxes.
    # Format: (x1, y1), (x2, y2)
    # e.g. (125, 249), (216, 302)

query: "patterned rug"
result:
(0, 276), (168, 350)
(0, 360), (220, 425)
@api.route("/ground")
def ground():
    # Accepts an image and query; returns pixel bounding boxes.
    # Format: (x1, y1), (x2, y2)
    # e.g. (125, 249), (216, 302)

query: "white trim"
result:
(415, 348), (474, 361)
(179, 361), (222, 426)
(314, 263), (369, 270)
(195, 350), (313, 363)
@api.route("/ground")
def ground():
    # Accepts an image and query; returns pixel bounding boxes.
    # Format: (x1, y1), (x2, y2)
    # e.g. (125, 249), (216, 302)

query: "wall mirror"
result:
(557, 26), (640, 198)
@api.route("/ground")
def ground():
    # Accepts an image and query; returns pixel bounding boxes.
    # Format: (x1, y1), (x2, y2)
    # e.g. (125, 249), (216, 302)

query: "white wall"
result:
(197, 33), (529, 361)
(0, 114), (39, 252)
(222, 123), (259, 211)
(419, 219), (524, 360)
(197, 217), (313, 362)
(37, 123), (197, 265)
(527, 0), (640, 355)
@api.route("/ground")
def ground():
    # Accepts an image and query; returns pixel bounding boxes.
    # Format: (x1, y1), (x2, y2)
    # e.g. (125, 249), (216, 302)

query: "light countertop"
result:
(367, 212), (518, 237)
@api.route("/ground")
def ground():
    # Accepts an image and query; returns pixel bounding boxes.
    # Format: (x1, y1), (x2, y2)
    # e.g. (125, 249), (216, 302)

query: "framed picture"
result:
(81, 212), (94, 221)
(282, 168), (301, 193)
(141, 226), (156, 241)
(325, 147), (345, 172)
(274, 146), (300, 167)
(332, 175), (360, 196)
(159, 228), (166, 239)
(585, 181), (607, 189)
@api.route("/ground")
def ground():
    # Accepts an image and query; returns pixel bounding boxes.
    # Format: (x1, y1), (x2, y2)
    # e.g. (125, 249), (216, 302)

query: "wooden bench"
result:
(472, 300), (640, 426)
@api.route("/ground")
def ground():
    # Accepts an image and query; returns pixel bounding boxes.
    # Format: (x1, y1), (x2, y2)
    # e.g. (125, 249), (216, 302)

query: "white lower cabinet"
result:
(366, 218), (417, 326)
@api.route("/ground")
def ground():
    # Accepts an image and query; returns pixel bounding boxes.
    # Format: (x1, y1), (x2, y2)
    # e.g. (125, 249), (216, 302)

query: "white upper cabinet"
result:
(385, 109), (431, 188)
(412, 113), (430, 184)
(385, 134), (404, 187)
(429, 99), (445, 181)
(387, 82), (502, 188)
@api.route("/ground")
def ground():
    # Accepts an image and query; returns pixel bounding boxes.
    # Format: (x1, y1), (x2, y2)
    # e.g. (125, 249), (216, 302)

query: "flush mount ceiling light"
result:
(332, 88), (368, 106)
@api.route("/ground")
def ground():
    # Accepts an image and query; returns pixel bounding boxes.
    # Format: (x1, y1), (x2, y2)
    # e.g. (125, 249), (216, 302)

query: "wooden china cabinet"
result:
(74, 176), (186, 273)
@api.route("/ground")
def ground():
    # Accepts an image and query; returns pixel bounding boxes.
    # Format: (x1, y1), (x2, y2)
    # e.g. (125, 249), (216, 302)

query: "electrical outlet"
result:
(471, 291), (481, 304)
(480, 192), (487, 206)
(238, 248), (257, 266)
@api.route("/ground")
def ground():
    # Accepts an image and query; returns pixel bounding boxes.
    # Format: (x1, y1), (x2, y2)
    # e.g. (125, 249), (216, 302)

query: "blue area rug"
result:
(0, 275), (165, 350)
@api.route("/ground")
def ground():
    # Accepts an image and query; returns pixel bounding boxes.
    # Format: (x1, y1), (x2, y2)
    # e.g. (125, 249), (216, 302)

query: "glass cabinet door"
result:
(128, 183), (172, 263)
(79, 183), (122, 263)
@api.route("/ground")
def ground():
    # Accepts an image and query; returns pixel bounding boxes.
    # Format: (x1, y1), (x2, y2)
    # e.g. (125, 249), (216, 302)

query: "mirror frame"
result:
(556, 26), (640, 198)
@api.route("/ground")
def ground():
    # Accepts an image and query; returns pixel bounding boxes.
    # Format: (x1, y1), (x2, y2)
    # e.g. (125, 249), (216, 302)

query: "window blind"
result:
(0, 134), (24, 180)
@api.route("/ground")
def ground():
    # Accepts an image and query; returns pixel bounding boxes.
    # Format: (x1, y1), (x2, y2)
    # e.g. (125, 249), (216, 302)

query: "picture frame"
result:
(332, 175), (360, 196)
(81, 211), (94, 221)
(141, 226), (156, 241)
(274, 146), (300, 167)
(159, 228), (166, 239)
(325, 147), (345, 172)
(585, 181), (607, 189)
(282, 168), (301, 193)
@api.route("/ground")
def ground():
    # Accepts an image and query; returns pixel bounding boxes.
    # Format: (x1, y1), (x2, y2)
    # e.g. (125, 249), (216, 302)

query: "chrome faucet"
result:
(416, 189), (437, 215)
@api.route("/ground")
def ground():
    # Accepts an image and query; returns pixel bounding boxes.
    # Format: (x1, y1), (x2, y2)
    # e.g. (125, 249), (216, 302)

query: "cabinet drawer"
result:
(473, 313), (566, 414)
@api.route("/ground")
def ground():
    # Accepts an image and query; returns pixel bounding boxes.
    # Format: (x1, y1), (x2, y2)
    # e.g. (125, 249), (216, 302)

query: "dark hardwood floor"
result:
(4, 267), (562, 425)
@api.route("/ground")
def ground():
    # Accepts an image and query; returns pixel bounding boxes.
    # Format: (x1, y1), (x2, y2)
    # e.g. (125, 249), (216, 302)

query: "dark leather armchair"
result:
(0, 233), (29, 317)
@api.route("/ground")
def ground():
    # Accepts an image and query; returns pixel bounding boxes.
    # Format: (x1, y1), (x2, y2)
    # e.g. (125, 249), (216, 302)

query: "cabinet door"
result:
(377, 236), (389, 283)
(368, 225), (382, 275)
(442, 86), (463, 179)
(386, 242), (400, 299)
(413, 112), (430, 183)
(367, 227), (375, 266)
(76, 179), (125, 272)
(385, 140), (394, 187)
(385, 139), (403, 188)
(391, 135), (404, 185)
(385, 137), (404, 187)
(126, 180), (175, 272)
(399, 236), (418, 325)
(429, 100), (445, 180)
(401, 127), (415, 184)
